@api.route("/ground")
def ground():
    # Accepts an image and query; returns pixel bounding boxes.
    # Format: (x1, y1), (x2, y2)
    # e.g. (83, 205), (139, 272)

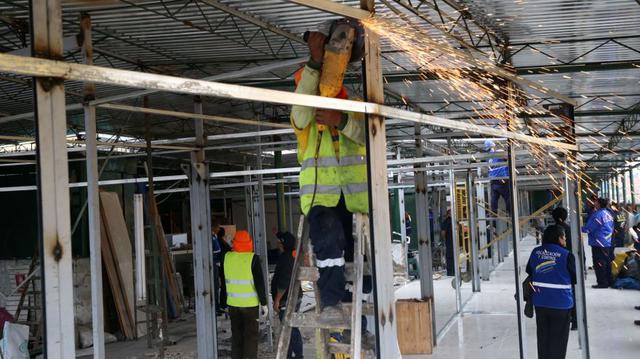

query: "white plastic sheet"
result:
(1, 322), (29, 359)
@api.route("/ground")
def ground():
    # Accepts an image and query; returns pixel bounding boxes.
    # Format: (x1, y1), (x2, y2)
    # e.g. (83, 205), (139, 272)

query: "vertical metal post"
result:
(189, 97), (218, 358)
(361, 1), (401, 355)
(466, 171), (480, 292)
(80, 12), (105, 358)
(549, 101), (590, 358)
(288, 186), (294, 232)
(134, 194), (146, 304)
(507, 79), (527, 358)
(631, 168), (636, 207)
(244, 166), (254, 238)
(414, 124), (435, 343)
(622, 171), (628, 204)
(567, 172), (591, 358)
(449, 170), (462, 313)
(254, 136), (274, 349)
(31, 0), (76, 357)
(396, 149), (408, 278)
(476, 168), (490, 280)
(507, 141), (527, 359)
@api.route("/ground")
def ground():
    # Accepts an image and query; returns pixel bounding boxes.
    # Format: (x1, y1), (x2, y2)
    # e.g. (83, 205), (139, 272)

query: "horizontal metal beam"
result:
(286, 0), (371, 19)
(201, 0), (304, 43)
(97, 103), (290, 128)
(0, 56), (308, 123)
(516, 60), (640, 75)
(0, 53), (577, 151)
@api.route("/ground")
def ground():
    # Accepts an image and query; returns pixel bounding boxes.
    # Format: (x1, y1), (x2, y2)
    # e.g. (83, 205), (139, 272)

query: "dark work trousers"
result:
(591, 246), (613, 287)
(535, 306), (571, 359)
(278, 309), (303, 358)
(308, 196), (353, 307)
(570, 286), (577, 328)
(229, 306), (259, 359)
(213, 264), (220, 309)
(219, 264), (228, 309)
(490, 179), (511, 215)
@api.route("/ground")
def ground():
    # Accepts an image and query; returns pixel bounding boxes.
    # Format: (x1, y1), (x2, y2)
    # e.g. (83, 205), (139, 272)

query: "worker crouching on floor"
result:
(223, 230), (268, 359)
(527, 225), (577, 359)
(291, 30), (368, 326)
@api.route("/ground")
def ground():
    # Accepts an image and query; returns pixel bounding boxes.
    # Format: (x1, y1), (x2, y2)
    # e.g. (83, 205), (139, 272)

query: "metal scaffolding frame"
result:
(0, 0), (630, 358)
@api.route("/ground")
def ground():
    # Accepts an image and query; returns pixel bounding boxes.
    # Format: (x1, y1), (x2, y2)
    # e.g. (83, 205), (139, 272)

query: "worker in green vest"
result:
(223, 230), (268, 359)
(291, 31), (368, 326)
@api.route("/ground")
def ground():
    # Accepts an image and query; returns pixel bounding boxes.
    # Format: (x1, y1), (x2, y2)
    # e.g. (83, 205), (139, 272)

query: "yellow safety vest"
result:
(224, 252), (259, 307)
(296, 122), (368, 215)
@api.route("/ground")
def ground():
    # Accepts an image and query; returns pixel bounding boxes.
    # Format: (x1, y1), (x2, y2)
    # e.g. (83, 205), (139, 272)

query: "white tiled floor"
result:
(406, 236), (640, 358)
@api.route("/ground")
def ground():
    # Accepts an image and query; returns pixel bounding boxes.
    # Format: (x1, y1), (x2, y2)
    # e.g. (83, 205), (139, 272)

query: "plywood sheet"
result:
(100, 191), (136, 339)
(396, 299), (433, 355)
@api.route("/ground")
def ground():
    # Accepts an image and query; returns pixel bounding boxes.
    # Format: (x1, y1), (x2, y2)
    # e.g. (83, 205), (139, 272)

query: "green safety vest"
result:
(224, 252), (259, 307)
(298, 123), (368, 215)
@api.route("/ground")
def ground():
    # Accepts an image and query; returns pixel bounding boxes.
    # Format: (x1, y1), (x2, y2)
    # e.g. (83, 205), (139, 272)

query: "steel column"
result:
(507, 141), (527, 359)
(134, 194), (146, 304)
(396, 149), (408, 278)
(189, 97), (218, 358)
(361, 1), (401, 355)
(31, 0), (76, 357)
(631, 168), (636, 206)
(448, 170), (462, 312)
(567, 171), (591, 359)
(254, 137), (274, 349)
(80, 12), (104, 359)
(414, 124), (436, 343)
(466, 171), (480, 292)
(622, 171), (628, 204)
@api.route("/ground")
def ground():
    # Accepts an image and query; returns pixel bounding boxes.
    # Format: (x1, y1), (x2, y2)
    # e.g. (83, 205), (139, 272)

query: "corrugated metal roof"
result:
(0, 0), (637, 171)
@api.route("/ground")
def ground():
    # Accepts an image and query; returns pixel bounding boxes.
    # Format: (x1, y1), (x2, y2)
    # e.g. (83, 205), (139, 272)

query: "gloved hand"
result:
(259, 305), (269, 320)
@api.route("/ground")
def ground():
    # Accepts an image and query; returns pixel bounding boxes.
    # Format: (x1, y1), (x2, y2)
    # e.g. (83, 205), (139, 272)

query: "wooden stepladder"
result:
(276, 213), (374, 359)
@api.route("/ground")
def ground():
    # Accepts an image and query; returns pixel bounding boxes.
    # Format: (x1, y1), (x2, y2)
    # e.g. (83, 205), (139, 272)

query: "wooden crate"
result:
(396, 298), (433, 355)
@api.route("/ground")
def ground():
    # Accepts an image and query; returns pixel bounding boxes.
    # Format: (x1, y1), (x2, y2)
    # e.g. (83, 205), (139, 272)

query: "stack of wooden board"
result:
(147, 193), (183, 315)
(100, 191), (136, 339)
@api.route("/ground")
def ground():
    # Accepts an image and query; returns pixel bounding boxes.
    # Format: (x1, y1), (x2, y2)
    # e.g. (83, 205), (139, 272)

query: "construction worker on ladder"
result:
(290, 30), (367, 326)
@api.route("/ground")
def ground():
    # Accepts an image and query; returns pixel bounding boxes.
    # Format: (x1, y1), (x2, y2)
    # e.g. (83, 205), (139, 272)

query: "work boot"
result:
(317, 304), (348, 327)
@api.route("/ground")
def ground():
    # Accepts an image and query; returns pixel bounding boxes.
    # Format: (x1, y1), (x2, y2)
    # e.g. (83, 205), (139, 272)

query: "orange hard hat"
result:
(232, 230), (253, 253)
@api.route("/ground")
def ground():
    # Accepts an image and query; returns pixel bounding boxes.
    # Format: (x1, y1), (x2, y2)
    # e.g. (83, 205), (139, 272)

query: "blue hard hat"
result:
(484, 139), (495, 150)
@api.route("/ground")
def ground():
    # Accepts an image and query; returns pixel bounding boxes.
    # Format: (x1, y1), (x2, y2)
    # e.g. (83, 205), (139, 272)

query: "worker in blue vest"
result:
(484, 139), (510, 216)
(581, 197), (614, 288)
(526, 225), (576, 359)
(223, 230), (268, 359)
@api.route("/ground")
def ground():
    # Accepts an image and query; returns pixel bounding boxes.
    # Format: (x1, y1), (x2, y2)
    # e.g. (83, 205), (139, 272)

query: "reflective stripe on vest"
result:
(532, 281), (572, 289)
(316, 257), (345, 268)
(224, 252), (259, 307)
(298, 124), (369, 215)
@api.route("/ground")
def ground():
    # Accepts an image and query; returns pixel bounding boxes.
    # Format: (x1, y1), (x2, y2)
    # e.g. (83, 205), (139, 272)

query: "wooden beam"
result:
(361, 1), (401, 356)
(31, 0), (76, 357)
(0, 52), (578, 151)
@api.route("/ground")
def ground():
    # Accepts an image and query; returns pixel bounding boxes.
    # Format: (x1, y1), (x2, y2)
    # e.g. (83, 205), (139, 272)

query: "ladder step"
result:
(343, 302), (375, 316)
(327, 342), (375, 356)
(297, 263), (371, 282)
(289, 312), (350, 330)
